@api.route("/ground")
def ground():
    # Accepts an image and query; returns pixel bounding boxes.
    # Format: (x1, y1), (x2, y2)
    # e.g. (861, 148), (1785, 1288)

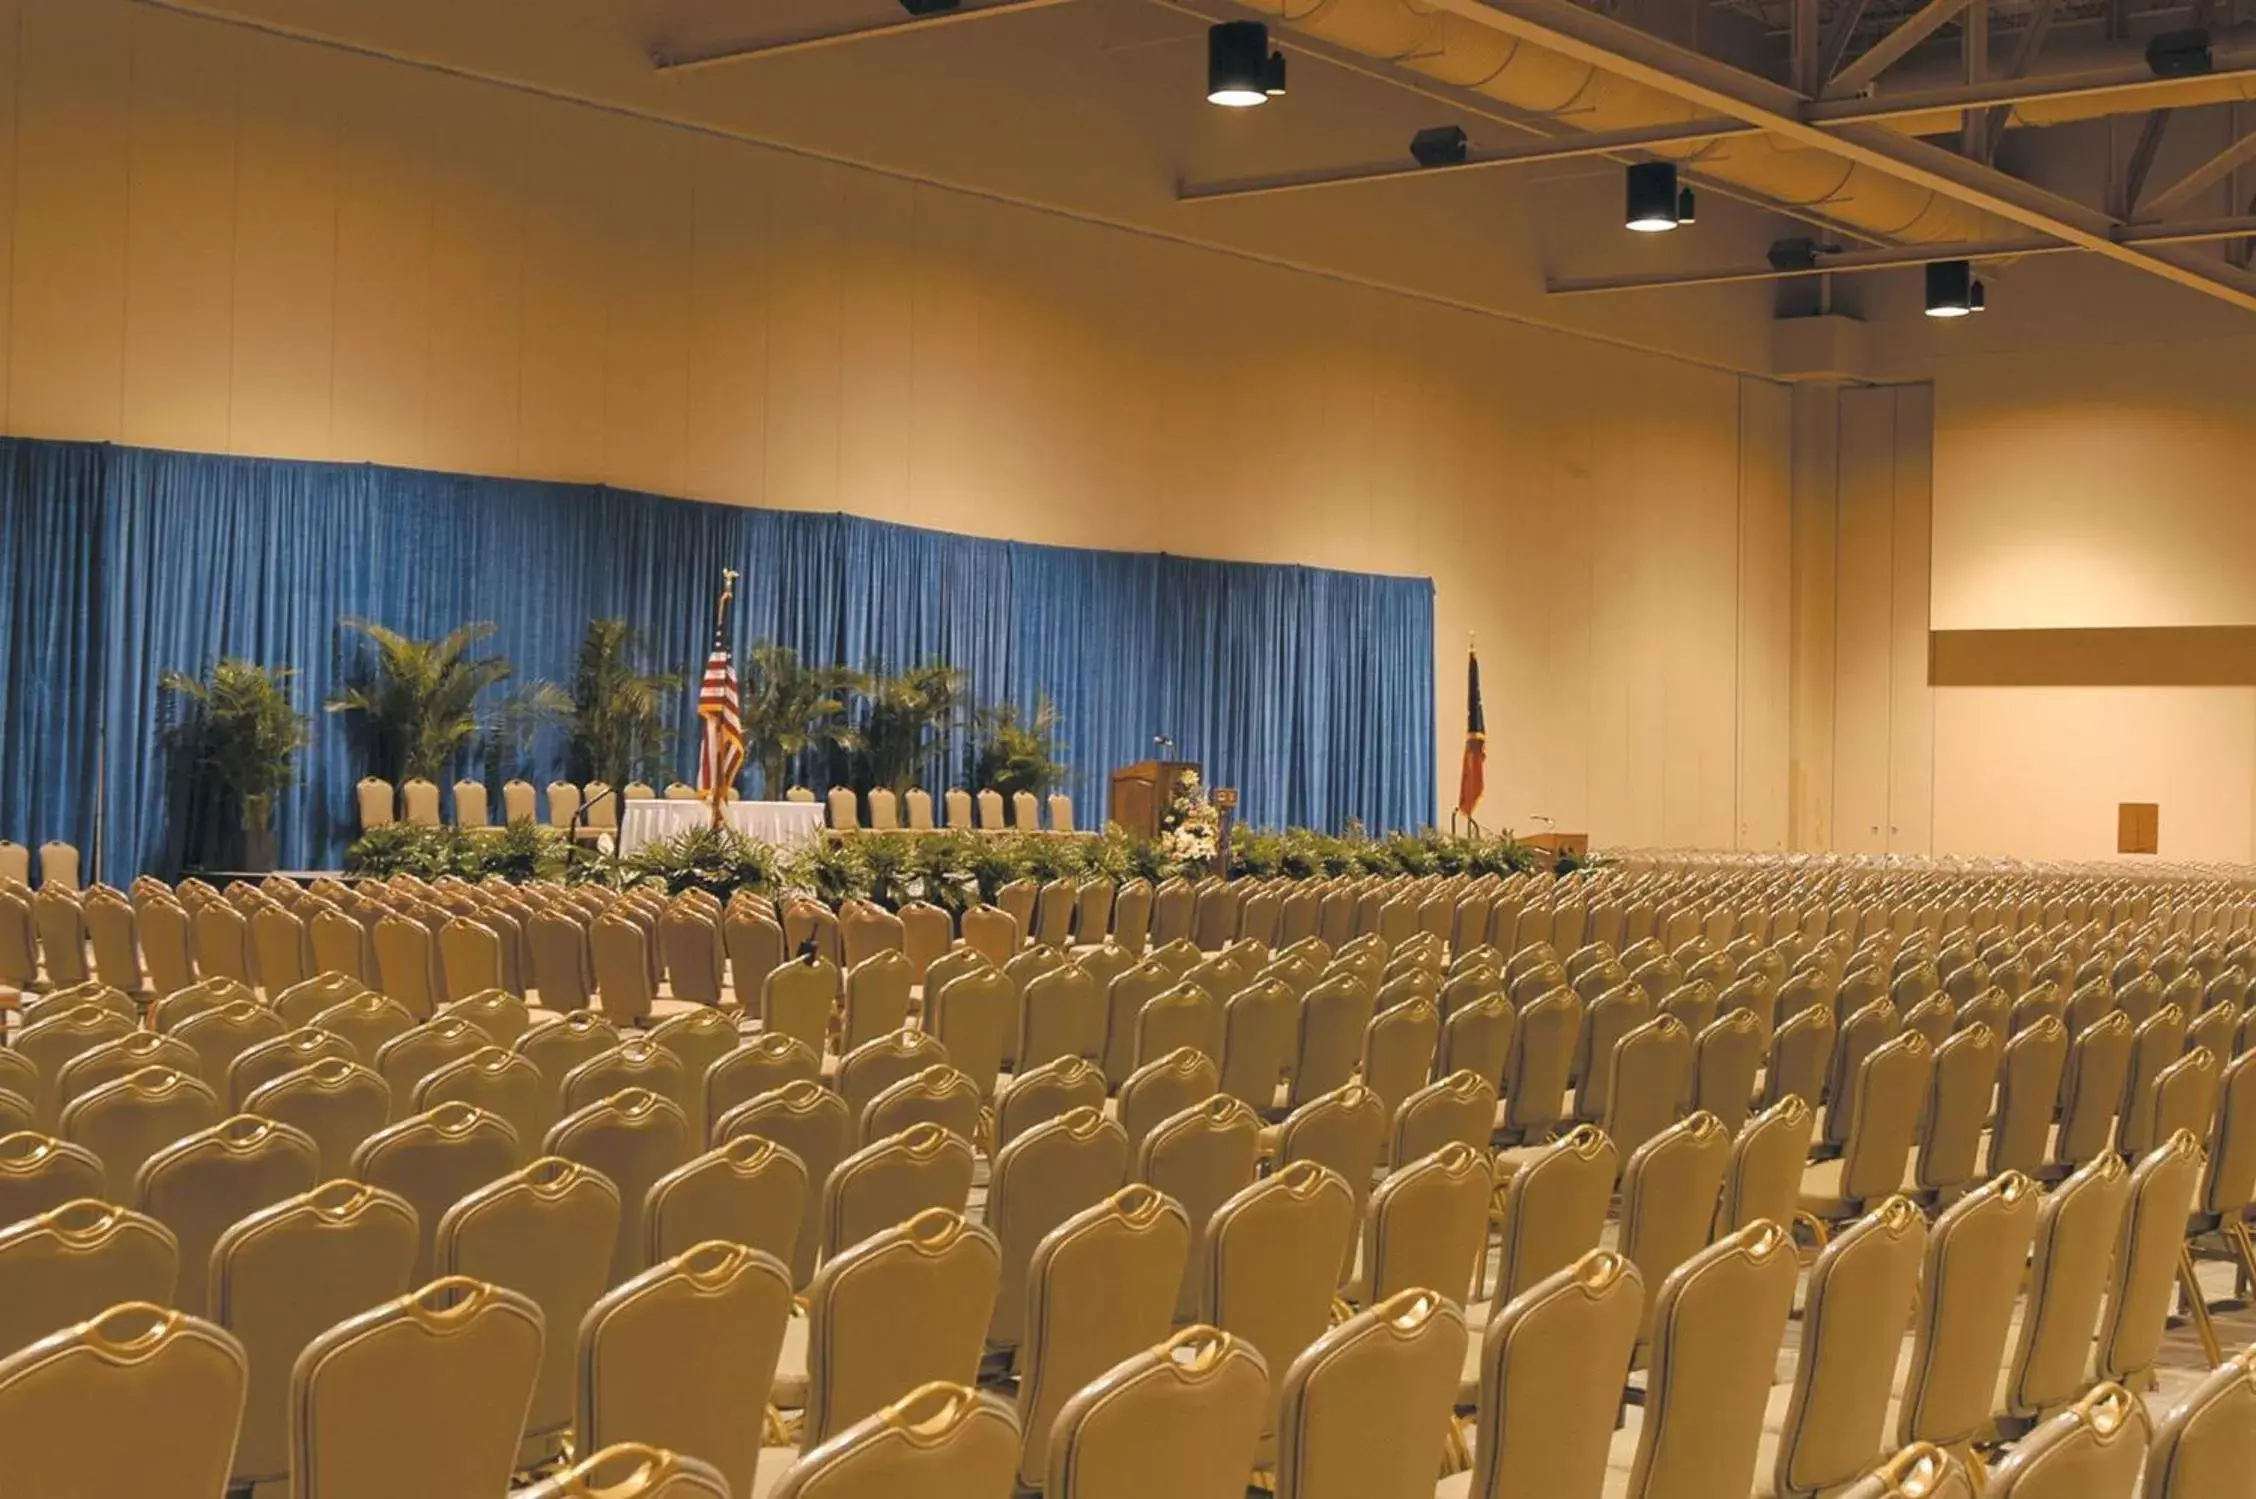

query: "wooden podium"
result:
(1109, 760), (1199, 838)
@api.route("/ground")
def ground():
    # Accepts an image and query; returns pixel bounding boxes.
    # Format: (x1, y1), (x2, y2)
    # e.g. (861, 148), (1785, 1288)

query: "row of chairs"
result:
(351, 776), (1085, 836)
(0, 839), (78, 892)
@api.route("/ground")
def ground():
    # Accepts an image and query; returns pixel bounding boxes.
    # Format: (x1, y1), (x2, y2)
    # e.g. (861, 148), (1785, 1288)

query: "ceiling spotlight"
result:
(2146, 28), (2213, 78)
(1626, 161), (1696, 233)
(897, 0), (961, 12)
(1410, 126), (1470, 167)
(1924, 259), (1988, 318)
(1208, 21), (1285, 107)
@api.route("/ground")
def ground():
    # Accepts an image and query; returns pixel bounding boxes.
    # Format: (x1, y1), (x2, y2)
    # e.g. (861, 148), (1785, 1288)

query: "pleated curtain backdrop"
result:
(0, 438), (1435, 880)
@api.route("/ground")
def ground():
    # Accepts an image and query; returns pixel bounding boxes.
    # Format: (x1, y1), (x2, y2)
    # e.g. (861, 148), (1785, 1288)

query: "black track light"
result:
(1925, 259), (1988, 318)
(1411, 126), (1469, 167)
(898, 0), (961, 14)
(2146, 28), (2213, 78)
(1208, 21), (1285, 107)
(1625, 161), (1695, 233)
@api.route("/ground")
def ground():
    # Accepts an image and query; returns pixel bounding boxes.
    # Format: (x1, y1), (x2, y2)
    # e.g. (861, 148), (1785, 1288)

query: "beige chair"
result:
(1360, 997), (1441, 1117)
(133, 1114), (320, 1319)
(1895, 1170), (2042, 1450)
(437, 918), (507, 1002)
(861, 1064), (984, 1145)
(564, 1036), (693, 1121)
(659, 907), (727, 1008)
(519, 1442), (731, 1497)
(373, 913), (441, 1019)
(1137, 1095), (1262, 1321)
(820, 1122), (977, 1264)
(645, 1134), (807, 1268)
(1617, 1111), (1732, 1350)
(0, 1199), (179, 1360)
(986, 1107), (1131, 1351)
(1985, 1383), (2151, 1499)
(1613, 1221), (1800, 1499)
(929, 967), (1014, 1102)
(374, 1016), (494, 1121)
(2094, 1128), (2204, 1387)
(0, 1301), (247, 1499)
(273, 971), (367, 1029)
(803, 1208), (1001, 1447)
(644, 1006), (738, 1124)
(192, 901), (258, 988)
(1276, 1080), (1389, 1238)
(173, 999), (290, 1093)
(290, 1276), (544, 1499)
(1361, 1141), (1488, 1306)
(413, 1044), (547, 1150)
(61, 1065), (223, 1200)
(1597, 1014), (1693, 1165)
(1449, 1249), (1643, 1499)
(1491, 1123), (1618, 1304)
(1689, 1008), (1764, 1136)
(1390, 1069), (1496, 1167)
(531, 908), (597, 1010)
(578, 1240), (795, 1499)
(768, 1382), (1018, 1499)
(764, 957), (840, 1055)
(1014, 1185), (1191, 1488)
(1999, 1152), (2131, 1428)
(547, 782), (584, 828)
(1912, 1023), (1999, 1203)
(515, 1010), (623, 1134)
(833, 1032), (943, 1146)
(546, 1088), (694, 1286)
(30, 886), (89, 986)
(1804, 1031), (1935, 1224)
(0, 1131), (105, 1227)
(841, 950), (913, 1054)
(210, 1180), (419, 1489)
(961, 905), (1019, 968)
(593, 914), (665, 1028)
(434, 1157), (619, 1451)
(1718, 1093), (1816, 1235)
(1201, 1159), (1358, 1450)
(1135, 982), (1218, 1071)
(2050, 1011), (2134, 1176)
(1834, 1444), (1977, 1499)
(311, 990), (419, 1063)
(1111, 1047), (1211, 1155)
(1767, 1197), (1928, 1499)
(243, 1058), (391, 1179)
(1439, 991), (1516, 1094)
(714, 1081), (852, 1289)
(904, 788), (938, 833)
(1019, 963), (1104, 1075)
(1101, 962), (1175, 1087)
(1272, 1289), (1464, 1499)
(352, 1102), (522, 1282)
(16, 1002), (136, 1126)
(1989, 1016), (2069, 1177)
(2143, 1342), (2256, 1499)
(58, 1030), (203, 1116)
(1044, 1324), (1270, 1499)
(1763, 1004), (1834, 1111)
(996, 1054), (1108, 1150)
(1501, 987), (1582, 1142)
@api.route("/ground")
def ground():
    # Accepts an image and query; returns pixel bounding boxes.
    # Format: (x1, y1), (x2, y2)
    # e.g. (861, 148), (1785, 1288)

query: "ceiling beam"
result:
(1820, 0), (1872, 85)
(2141, 128), (2256, 216)
(1545, 214), (2256, 293)
(1974, 0), (2059, 163)
(1176, 122), (1761, 201)
(1800, 57), (2256, 123)
(2117, 109), (2176, 215)
(1415, 0), (2256, 313)
(1827, 0), (1973, 98)
(1793, 0), (1823, 93)
(653, 0), (1080, 71)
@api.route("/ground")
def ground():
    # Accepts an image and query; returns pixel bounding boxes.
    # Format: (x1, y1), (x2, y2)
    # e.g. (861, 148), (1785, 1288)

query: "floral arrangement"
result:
(1159, 769), (1220, 869)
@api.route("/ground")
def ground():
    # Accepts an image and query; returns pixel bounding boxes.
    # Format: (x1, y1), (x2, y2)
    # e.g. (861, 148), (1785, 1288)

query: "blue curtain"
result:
(2, 439), (1435, 879)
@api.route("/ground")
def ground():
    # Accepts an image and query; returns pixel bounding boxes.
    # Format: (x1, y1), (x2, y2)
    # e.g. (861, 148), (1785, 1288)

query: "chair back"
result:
(16, 1002), (136, 1127)
(1897, 1170), (2042, 1448)
(2095, 1128), (2205, 1384)
(842, 950), (913, 1053)
(0, 1131), (105, 1227)
(930, 968), (1013, 1101)
(1014, 1184), (1190, 1487)
(645, 1135), (808, 1268)
(987, 1108), (1131, 1350)
(292, 1276), (544, 1499)
(1272, 1289), (1466, 1499)
(273, 970), (366, 1028)
(0, 1199), (178, 1360)
(1719, 1093), (1815, 1234)
(375, 1016), (494, 1120)
(1044, 1325), (1270, 1499)
(1019, 964), (1103, 1074)
(1690, 1008), (1764, 1135)
(997, 1054), (1107, 1148)
(1503, 987), (1581, 1137)
(2146, 1345), (2256, 1499)
(863, 1065), (983, 1144)
(1362, 1141), (1489, 1305)
(579, 1240), (796, 1498)
(1600, 1013), (1693, 1163)
(1618, 1111), (1733, 1344)
(353, 1100), (525, 1284)
(1837, 1031), (1935, 1206)
(60, 1065), (222, 1200)
(1276, 1080), (1387, 1234)
(173, 999), (289, 1093)
(1770, 1198), (1929, 1499)
(58, 1030), (201, 1117)
(2001, 1153), (2130, 1419)
(312, 989), (419, 1062)
(1137, 1094), (1261, 1321)
(564, 1037), (693, 1121)
(0, 1302), (247, 1499)
(714, 1081), (852, 1289)
(805, 1208), (1001, 1446)
(546, 1088), (694, 1286)
(1390, 1068), (1496, 1167)
(244, 1059), (392, 1180)
(1620, 1221), (1801, 1499)
(1915, 1024), (1998, 1198)
(821, 1122), (977, 1262)
(2055, 1011), (2134, 1168)
(514, 1011), (623, 1133)
(1467, 1248), (1643, 1499)
(414, 1045), (546, 1151)
(1985, 1384), (2152, 1499)
(1117, 1046), (1219, 1153)
(1493, 1123), (1617, 1304)
(592, 916), (659, 1027)
(835, 1032), (946, 1144)
(1202, 1159), (1359, 1441)
(134, 1114), (319, 1319)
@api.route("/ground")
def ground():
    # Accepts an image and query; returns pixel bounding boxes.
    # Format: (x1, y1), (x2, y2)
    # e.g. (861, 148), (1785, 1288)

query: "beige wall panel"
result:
(1736, 377), (1794, 852)
(833, 171), (918, 528)
(760, 151), (845, 517)
(1886, 385), (1935, 854)
(513, 95), (611, 485)
(0, 0), (20, 425)
(682, 135), (770, 506)
(1932, 687), (2256, 863)
(597, 117), (693, 498)
(9, 0), (132, 440)
(227, 32), (340, 460)
(1787, 383), (1840, 852)
(328, 56), (433, 466)
(1831, 386), (1898, 854)
(420, 76), (524, 479)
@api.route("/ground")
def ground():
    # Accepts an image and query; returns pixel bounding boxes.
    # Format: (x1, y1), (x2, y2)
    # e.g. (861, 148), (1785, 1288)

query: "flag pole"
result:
(709, 568), (739, 830)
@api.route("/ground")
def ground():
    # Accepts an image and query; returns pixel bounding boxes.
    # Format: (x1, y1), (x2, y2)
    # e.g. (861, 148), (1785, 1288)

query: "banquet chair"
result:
(2049, 1011), (2134, 1178)
(15, 1001), (136, 1125)
(644, 1005), (737, 1125)
(0, 839), (28, 887)
(1764, 1197), (1928, 1499)
(1101, 961), (1174, 1087)
(1598, 1014), (1694, 1165)
(438, 917), (506, 1002)
(521, 1444), (730, 1499)
(862, 1065), (983, 1145)
(1489, 1124), (1616, 1304)
(0, 1200), (179, 1360)
(210, 1181), (420, 1491)
(547, 782), (582, 829)
(976, 789), (1008, 831)
(1013, 1184), (1190, 1488)
(1449, 1248), (1643, 1499)
(578, 1240), (795, 1499)
(273, 969), (366, 1028)
(1499, 987), (1581, 1144)
(1360, 1141), (1488, 1307)
(357, 777), (396, 830)
(564, 1037), (693, 1121)
(1111, 879), (1155, 957)
(1201, 1159), (1359, 1455)
(546, 1088), (693, 1285)
(2094, 1128), (2205, 1388)
(453, 779), (490, 828)
(290, 1277), (543, 1499)
(375, 1016), (494, 1120)
(820, 1123), (976, 1264)
(1043, 1324), (1269, 1499)
(498, 779), (537, 824)
(414, 1046), (547, 1151)
(1834, 1445), (1976, 1499)
(1690, 1008), (1764, 1136)
(242, 1060), (392, 1181)
(1984, 1383), (2150, 1499)
(82, 889), (143, 996)
(764, 956), (840, 1055)
(400, 778), (442, 827)
(901, 788), (936, 832)
(986, 1107), (1131, 1351)
(194, 900), (258, 988)
(0, 1302), (246, 1499)
(842, 950), (912, 1053)
(1049, 792), (1076, 834)
(803, 1209), (1001, 1448)
(434, 986), (532, 1046)
(667, 783), (701, 801)
(2143, 1343), (2256, 1499)
(1272, 1289), (1463, 1499)
(174, 999), (289, 1092)
(373, 914), (442, 1019)
(929, 967), (1013, 1100)
(1009, 790), (1041, 831)
(60, 1031), (202, 1116)
(1895, 1171), (2042, 1451)
(1117, 1047), (1218, 1154)
(1997, 1152), (2130, 1431)
(725, 903), (788, 1000)
(1988, 1016), (2069, 1176)
(133, 1113), (320, 1319)
(1390, 1070), (1496, 1167)
(644, 1134), (808, 1268)
(353, 1102), (522, 1281)
(997, 1055), (1107, 1150)
(583, 782), (618, 833)
(784, 786), (816, 803)
(139, 896), (199, 994)
(827, 786), (862, 834)
(1763, 1004), (1835, 1111)
(1139, 1094), (1262, 1321)
(61, 1065), (222, 1199)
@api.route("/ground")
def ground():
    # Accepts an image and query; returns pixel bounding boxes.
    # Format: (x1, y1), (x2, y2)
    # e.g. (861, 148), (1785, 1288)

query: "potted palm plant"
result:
(566, 618), (684, 793)
(327, 618), (515, 784)
(160, 659), (310, 871)
(856, 661), (969, 796)
(740, 643), (865, 798)
(964, 693), (1068, 799)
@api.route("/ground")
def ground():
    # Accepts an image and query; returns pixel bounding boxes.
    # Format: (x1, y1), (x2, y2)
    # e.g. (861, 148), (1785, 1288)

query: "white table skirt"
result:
(616, 799), (828, 856)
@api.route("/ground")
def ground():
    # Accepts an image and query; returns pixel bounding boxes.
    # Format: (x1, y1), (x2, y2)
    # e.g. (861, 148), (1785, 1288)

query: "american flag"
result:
(697, 639), (744, 797)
